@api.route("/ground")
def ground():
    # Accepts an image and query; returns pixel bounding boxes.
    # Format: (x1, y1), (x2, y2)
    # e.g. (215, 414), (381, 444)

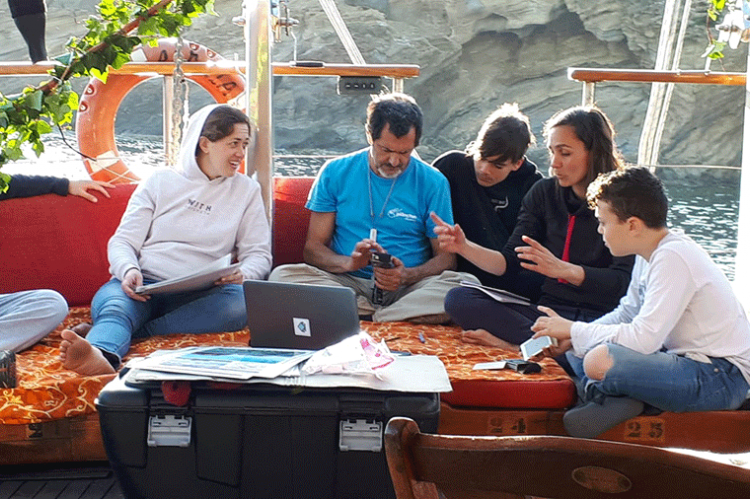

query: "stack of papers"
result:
(125, 347), (453, 393)
(133, 346), (314, 380)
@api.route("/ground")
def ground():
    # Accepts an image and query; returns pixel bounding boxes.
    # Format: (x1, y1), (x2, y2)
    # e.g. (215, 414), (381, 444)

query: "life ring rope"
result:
(76, 39), (245, 183)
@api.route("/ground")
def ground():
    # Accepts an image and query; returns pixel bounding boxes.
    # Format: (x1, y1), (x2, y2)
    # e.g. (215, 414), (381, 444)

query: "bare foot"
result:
(71, 322), (93, 337)
(60, 329), (115, 376)
(461, 329), (520, 351)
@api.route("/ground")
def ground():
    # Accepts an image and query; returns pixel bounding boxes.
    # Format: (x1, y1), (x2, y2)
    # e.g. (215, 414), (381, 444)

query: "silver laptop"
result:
(243, 280), (360, 350)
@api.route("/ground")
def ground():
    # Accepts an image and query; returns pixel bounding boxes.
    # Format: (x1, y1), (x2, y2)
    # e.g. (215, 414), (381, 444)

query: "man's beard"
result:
(376, 165), (403, 179)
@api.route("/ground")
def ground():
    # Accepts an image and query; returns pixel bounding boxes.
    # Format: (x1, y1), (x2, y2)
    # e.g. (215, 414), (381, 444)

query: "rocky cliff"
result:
(1, 0), (746, 167)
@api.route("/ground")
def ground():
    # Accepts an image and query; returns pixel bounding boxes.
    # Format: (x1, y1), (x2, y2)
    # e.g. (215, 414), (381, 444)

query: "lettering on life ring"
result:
(75, 39), (245, 183)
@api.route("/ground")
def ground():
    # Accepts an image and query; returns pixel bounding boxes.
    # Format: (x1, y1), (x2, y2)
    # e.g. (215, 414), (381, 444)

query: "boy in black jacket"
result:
(0, 174), (111, 360)
(433, 103), (543, 299)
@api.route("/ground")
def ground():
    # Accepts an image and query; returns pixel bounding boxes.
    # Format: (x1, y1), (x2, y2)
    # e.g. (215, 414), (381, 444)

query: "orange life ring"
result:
(76, 39), (245, 183)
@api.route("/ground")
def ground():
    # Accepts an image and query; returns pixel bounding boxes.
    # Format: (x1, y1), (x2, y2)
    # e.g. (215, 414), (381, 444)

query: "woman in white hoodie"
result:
(60, 105), (272, 376)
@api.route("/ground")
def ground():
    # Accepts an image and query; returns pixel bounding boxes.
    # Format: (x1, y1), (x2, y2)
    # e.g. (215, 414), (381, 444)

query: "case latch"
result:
(147, 415), (192, 447)
(339, 418), (382, 452)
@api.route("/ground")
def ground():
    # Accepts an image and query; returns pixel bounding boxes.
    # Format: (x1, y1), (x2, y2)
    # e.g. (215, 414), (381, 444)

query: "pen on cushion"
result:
(418, 332), (426, 343)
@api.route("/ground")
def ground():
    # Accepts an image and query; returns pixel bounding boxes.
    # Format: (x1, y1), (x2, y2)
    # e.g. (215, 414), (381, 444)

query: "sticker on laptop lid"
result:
(293, 318), (311, 337)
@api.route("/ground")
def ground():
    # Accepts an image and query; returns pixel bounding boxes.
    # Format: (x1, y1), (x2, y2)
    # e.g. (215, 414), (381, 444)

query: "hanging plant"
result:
(704, 0), (749, 60)
(0, 0), (217, 192)
(705, 0), (728, 59)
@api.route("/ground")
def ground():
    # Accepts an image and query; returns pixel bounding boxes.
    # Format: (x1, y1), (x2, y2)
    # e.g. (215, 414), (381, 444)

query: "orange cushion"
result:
(360, 322), (576, 410)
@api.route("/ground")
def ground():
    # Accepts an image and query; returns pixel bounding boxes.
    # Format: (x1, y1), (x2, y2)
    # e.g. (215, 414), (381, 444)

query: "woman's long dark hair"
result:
(543, 106), (623, 186)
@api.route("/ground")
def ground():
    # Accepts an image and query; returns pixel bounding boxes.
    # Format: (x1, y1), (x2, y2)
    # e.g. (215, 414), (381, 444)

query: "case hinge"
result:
(147, 414), (192, 447)
(338, 418), (382, 452)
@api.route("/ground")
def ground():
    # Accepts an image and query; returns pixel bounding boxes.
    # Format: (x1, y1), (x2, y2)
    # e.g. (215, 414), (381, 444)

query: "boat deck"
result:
(0, 463), (123, 499)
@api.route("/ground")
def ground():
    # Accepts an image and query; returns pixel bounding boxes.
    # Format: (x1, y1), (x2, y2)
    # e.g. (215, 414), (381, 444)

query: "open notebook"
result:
(136, 255), (239, 295)
(459, 280), (531, 306)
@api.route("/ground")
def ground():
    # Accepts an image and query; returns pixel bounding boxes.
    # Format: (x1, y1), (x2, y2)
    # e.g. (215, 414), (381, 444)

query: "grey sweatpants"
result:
(269, 263), (478, 323)
(0, 289), (68, 352)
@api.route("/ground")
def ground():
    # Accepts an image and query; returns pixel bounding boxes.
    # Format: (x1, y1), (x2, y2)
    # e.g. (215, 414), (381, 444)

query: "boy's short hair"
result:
(467, 103), (535, 163)
(586, 166), (668, 229)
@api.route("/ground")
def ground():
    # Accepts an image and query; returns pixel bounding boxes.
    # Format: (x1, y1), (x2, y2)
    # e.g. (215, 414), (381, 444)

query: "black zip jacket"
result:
(0, 174), (69, 201)
(501, 177), (635, 313)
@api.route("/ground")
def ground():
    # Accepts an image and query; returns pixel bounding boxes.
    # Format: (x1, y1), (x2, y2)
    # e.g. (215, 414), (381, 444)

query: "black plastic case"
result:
(96, 372), (440, 499)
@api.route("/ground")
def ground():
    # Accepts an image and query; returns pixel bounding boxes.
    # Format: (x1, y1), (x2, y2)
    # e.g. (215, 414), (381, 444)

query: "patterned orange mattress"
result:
(0, 307), (574, 425)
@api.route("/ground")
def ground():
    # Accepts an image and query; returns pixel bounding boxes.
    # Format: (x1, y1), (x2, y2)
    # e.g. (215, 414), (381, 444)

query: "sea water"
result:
(3, 133), (740, 279)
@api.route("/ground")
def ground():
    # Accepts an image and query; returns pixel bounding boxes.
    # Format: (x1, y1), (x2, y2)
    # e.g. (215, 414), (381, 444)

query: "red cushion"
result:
(442, 379), (577, 409)
(1, 184), (136, 306)
(2, 176), (315, 306)
(272, 177), (315, 267)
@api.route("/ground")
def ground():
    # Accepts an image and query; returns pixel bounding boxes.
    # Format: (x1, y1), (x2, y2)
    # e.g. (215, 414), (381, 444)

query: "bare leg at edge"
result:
(60, 329), (115, 376)
(461, 329), (521, 351)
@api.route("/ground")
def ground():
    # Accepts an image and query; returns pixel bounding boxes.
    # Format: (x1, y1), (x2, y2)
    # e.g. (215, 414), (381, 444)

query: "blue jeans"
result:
(567, 343), (750, 412)
(88, 279), (247, 366)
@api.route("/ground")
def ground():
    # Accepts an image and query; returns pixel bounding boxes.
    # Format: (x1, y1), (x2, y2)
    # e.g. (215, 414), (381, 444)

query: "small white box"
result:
(520, 336), (557, 360)
(472, 361), (507, 371)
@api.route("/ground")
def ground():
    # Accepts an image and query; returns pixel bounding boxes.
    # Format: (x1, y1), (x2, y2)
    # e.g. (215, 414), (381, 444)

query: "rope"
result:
(638, 0), (679, 167)
(638, 0), (691, 169)
(318, 0), (366, 65)
(167, 35), (189, 168)
(652, 0), (693, 168)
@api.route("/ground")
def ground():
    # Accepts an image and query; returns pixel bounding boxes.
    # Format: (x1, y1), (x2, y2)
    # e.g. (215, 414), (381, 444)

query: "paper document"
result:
(134, 346), (314, 380)
(472, 361), (507, 371)
(459, 280), (531, 306)
(126, 354), (452, 393)
(136, 255), (240, 295)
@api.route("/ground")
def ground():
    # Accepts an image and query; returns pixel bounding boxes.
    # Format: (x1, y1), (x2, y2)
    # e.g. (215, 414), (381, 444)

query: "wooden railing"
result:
(567, 67), (745, 105)
(0, 61), (419, 78)
(568, 68), (746, 85)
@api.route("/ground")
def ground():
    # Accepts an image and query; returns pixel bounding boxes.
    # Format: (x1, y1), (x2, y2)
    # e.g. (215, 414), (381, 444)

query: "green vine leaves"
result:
(0, 0), (216, 192)
(705, 0), (729, 59)
(704, 0), (749, 60)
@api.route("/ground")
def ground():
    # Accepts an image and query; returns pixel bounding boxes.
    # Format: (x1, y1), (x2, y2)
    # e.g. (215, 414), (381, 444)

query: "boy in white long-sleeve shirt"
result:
(531, 166), (750, 438)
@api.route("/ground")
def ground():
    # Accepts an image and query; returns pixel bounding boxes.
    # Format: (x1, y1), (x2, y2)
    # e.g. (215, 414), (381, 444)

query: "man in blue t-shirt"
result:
(270, 93), (478, 323)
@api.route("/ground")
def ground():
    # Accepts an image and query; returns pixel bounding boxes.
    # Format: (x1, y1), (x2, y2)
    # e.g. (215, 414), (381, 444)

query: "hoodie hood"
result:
(178, 104), (221, 181)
